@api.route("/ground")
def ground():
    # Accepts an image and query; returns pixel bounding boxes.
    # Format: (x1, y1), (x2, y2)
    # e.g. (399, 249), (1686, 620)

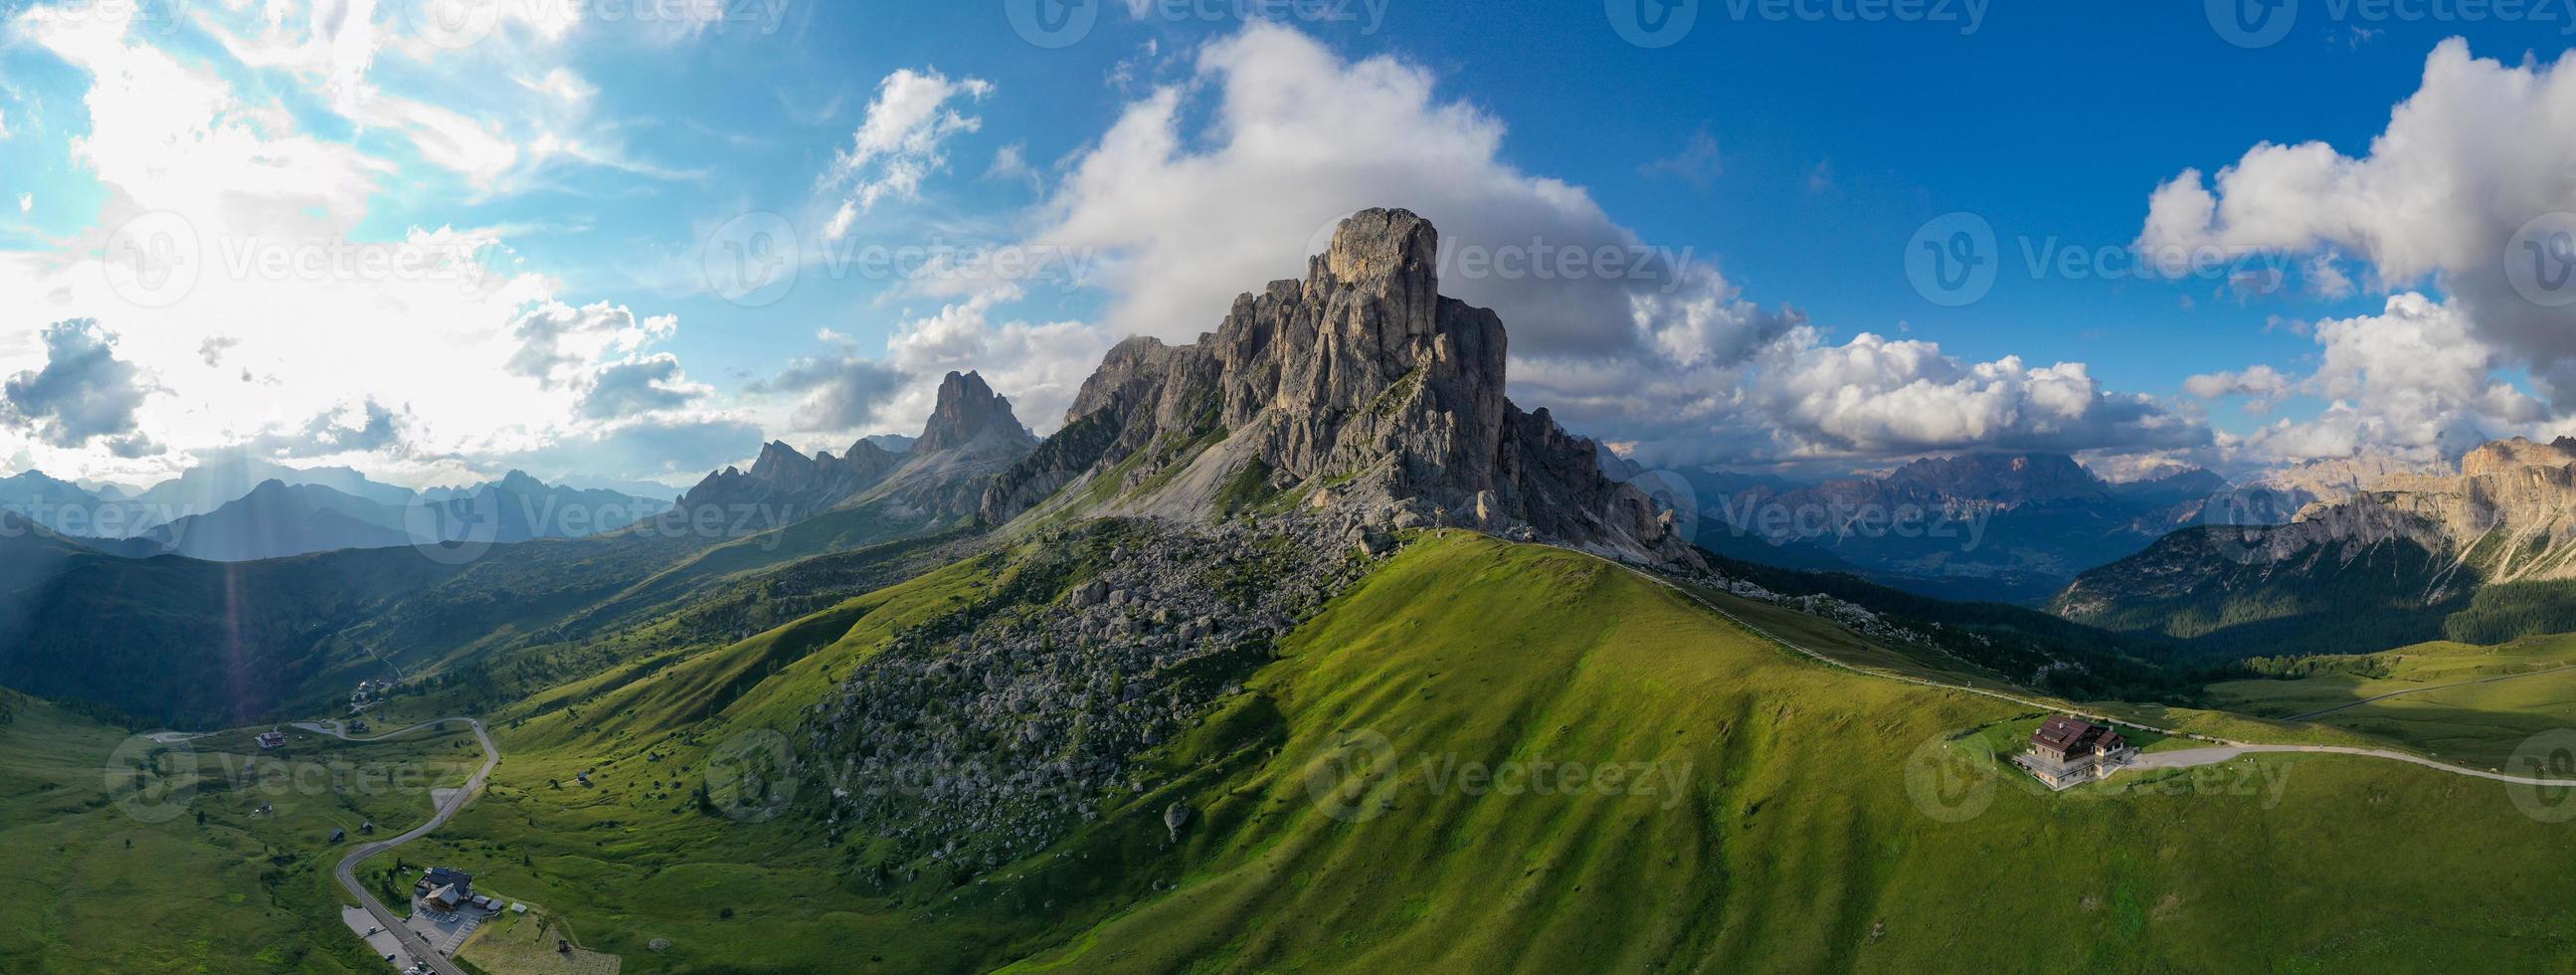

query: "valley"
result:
(321, 531), (2576, 972)
(10, 208), (2576, 974)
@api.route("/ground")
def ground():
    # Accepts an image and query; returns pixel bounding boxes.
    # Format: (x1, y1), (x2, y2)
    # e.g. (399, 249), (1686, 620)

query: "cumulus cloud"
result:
(0, 6), (720, 487)
(1034, 23), (1786, 364)
(1736, 327), (2209, 461)
(819, 68), (992, 236)
(580, 354), (710, 420)
(238, 398), (410, 459)
(1024, 23), (2185, 468)
(2183, 364), (2294, 402)
(2137, 39), (2576, 402)
(881, 290), (1113, 432)
(2236, 293), (2547, 462)
(2, 320), (154, 449)
(751, 354), (912, 434)
(506, 302), (676, 388)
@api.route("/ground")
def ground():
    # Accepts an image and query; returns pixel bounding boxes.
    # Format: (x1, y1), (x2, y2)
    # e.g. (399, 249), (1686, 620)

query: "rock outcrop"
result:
(2053, 436), (2576, 654)
(981, 208), (1691, 565)
(913, 371), (1039, 456)
(677, 438), (904, 521)
(678, 371), (1038, 530)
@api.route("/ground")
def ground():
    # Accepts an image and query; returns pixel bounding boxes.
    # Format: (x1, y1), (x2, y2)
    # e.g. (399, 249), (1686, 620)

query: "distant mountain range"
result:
(2056, 436), (2576, 658)
(0, 460), (672, 562)
(1683, 452), (2236, 603)
(676, 370), (1036, 534)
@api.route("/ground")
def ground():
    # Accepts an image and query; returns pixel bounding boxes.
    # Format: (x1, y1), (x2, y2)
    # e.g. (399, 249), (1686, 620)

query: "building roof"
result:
(422, 867), (473, 892)
(2032, 715), (2097, 751)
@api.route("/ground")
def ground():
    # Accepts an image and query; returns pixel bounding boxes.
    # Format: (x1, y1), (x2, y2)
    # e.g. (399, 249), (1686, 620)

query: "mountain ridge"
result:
(981, 207), (1691, 564)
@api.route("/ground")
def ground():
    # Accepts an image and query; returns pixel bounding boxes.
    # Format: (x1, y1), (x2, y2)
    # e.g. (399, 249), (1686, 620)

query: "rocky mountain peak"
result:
(916, 371), (1037, 455)
(1882, 452), (2110, 505)
(986, 207), (1690, 565)
(1313, 206), (1440, 326)
(747, 441), (810, 481)
(2459, 436), (2576, 479)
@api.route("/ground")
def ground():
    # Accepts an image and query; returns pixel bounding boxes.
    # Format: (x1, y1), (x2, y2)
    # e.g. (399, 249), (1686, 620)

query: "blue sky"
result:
(1, 0), (2571, 487)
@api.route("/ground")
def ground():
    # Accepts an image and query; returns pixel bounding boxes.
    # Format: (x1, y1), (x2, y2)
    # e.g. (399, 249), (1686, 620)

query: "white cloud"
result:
(819, 68), (992, 236)
(882, 290), (1110, 433)
(2183, 364), (2293, 401)
(984, 141), (1038, 188)
(21, 4), (384, 225)
(506, 300), (677, 388)
(0, 6), (725, 487)
(580, 353), (709, 420)
(2138, 39), (2576, 402)
(1028, 23), (2189, 468)
(2232, 293), (2547, 462)
(14, 194), (26, 214)
(519, 67), (598, 106)
(1733, 327), (2206, 462)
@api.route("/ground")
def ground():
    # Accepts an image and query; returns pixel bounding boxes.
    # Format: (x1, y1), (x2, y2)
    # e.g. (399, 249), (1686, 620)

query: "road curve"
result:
(323, 717), (498, 975)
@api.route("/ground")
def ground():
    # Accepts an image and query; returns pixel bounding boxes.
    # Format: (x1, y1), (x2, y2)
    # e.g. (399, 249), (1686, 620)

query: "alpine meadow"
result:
(5, 3), (2576, 973)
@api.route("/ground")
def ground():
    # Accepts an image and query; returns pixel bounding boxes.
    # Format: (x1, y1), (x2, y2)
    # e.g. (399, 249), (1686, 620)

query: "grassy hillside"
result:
(351, 532), (2576, 972)
(0, 688), (475, 973)
(1702, 550), (2196, 701)
(2208, 633), (2576, 768)
(0, 545), (470, 728)
(1002, 535), (2576, 972)
(2052, 527), (2471, 661)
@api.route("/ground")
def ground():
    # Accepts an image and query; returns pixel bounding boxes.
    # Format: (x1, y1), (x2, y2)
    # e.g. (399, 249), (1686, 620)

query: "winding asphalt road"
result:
(316, 717), (498, 975)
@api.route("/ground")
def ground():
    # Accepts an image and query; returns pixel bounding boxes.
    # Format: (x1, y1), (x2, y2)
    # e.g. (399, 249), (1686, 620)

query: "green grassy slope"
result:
(1015, 536), (2576, 972)
(0, 545), (469, 728)
(2052, 526), (2470, 661)
(353, 532), (2576, 973)
(2208, 633), (2576, 768)
(364, 550), (1058, 972)
(0, 689), (474, 973)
